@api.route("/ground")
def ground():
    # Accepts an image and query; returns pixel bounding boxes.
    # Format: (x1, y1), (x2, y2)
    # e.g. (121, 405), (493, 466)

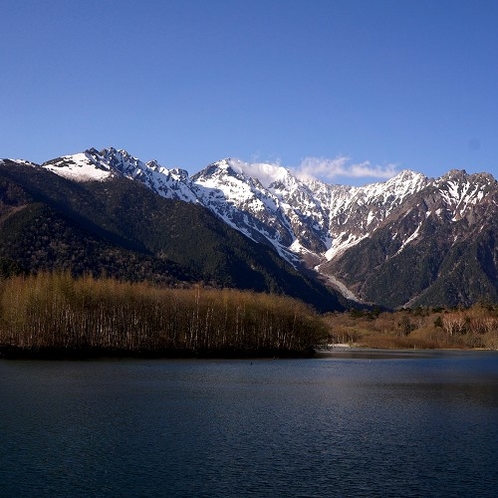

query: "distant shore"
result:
(314, 344), (497, 359)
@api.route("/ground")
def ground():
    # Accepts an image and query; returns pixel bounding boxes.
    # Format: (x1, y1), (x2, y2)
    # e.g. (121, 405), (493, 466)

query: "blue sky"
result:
(2, 0), (497, 185)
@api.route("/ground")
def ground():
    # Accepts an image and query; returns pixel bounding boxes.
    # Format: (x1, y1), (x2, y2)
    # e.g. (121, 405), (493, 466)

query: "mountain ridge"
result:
(0, 158), (346, 312)
(38, 148), (434, 266)
(5, 146), (498, 308)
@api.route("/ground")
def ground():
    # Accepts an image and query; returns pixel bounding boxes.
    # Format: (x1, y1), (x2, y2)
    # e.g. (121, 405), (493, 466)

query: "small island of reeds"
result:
(0, 272), (327, 359)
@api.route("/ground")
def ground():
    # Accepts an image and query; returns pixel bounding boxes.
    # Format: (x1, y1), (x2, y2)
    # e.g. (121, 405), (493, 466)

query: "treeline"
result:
(0, 273), (328, 358)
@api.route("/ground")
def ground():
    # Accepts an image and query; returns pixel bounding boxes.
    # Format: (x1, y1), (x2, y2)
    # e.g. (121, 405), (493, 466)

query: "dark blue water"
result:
(1, 351), (498, 497)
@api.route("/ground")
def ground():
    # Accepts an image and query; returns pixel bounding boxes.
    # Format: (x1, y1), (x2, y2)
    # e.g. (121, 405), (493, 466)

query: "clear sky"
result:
(2, 0), (497, 185)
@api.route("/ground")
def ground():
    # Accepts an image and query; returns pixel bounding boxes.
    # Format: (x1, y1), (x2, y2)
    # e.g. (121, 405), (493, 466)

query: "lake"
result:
(1, 351), (498, 497)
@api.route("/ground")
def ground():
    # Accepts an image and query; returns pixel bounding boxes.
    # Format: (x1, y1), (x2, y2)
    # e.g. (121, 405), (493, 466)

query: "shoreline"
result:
(0, 345), (316, 361)
(1, 344), (495, 361)
(314, 344), (497, 359)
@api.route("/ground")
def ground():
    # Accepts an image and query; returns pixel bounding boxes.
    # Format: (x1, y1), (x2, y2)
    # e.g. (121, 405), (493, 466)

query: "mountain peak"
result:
(379, 169), (428, 195)
(438, 168), (495, 185)
(193, 159), (238, 180)
(440, 169), (468, 182)
(392, 169), (427, 181)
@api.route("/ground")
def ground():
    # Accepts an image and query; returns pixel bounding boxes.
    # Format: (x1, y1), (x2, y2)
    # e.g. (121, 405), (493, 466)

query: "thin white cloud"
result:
(294, 156), (398, 182)
(232, 159), (288, 188)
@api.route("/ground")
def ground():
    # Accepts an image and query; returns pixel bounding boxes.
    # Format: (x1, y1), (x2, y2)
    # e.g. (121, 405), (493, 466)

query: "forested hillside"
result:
(0, 161), (346, 312)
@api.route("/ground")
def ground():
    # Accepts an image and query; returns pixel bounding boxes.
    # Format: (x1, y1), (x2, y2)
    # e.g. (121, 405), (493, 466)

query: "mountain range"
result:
(2, 147), (498, 310)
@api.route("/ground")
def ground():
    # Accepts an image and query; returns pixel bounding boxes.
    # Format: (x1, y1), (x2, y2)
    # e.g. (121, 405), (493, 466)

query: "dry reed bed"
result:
(0, 272), (327, 358)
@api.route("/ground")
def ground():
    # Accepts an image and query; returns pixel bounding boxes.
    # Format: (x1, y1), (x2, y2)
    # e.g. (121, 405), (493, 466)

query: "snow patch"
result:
(8, 158), (38, 168)
(324, 273), (361, 302)
(396, 222), (422, 254)
(325, 233), (368, 261)
(42, 152), (111, 181)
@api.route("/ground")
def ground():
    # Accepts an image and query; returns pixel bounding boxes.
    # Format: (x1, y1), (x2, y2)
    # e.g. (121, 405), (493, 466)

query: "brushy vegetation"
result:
(324, 306), (498, 350)
(0, 272), (328, 358)
(2, 271), (496, 359)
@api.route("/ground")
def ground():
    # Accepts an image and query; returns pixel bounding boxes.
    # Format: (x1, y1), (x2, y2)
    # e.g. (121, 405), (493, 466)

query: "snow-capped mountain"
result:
(42, 147), (198, 202)
(322, 169), (498, 307)
(40, 148), (430, 265)
(35, 147), (498, 308)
